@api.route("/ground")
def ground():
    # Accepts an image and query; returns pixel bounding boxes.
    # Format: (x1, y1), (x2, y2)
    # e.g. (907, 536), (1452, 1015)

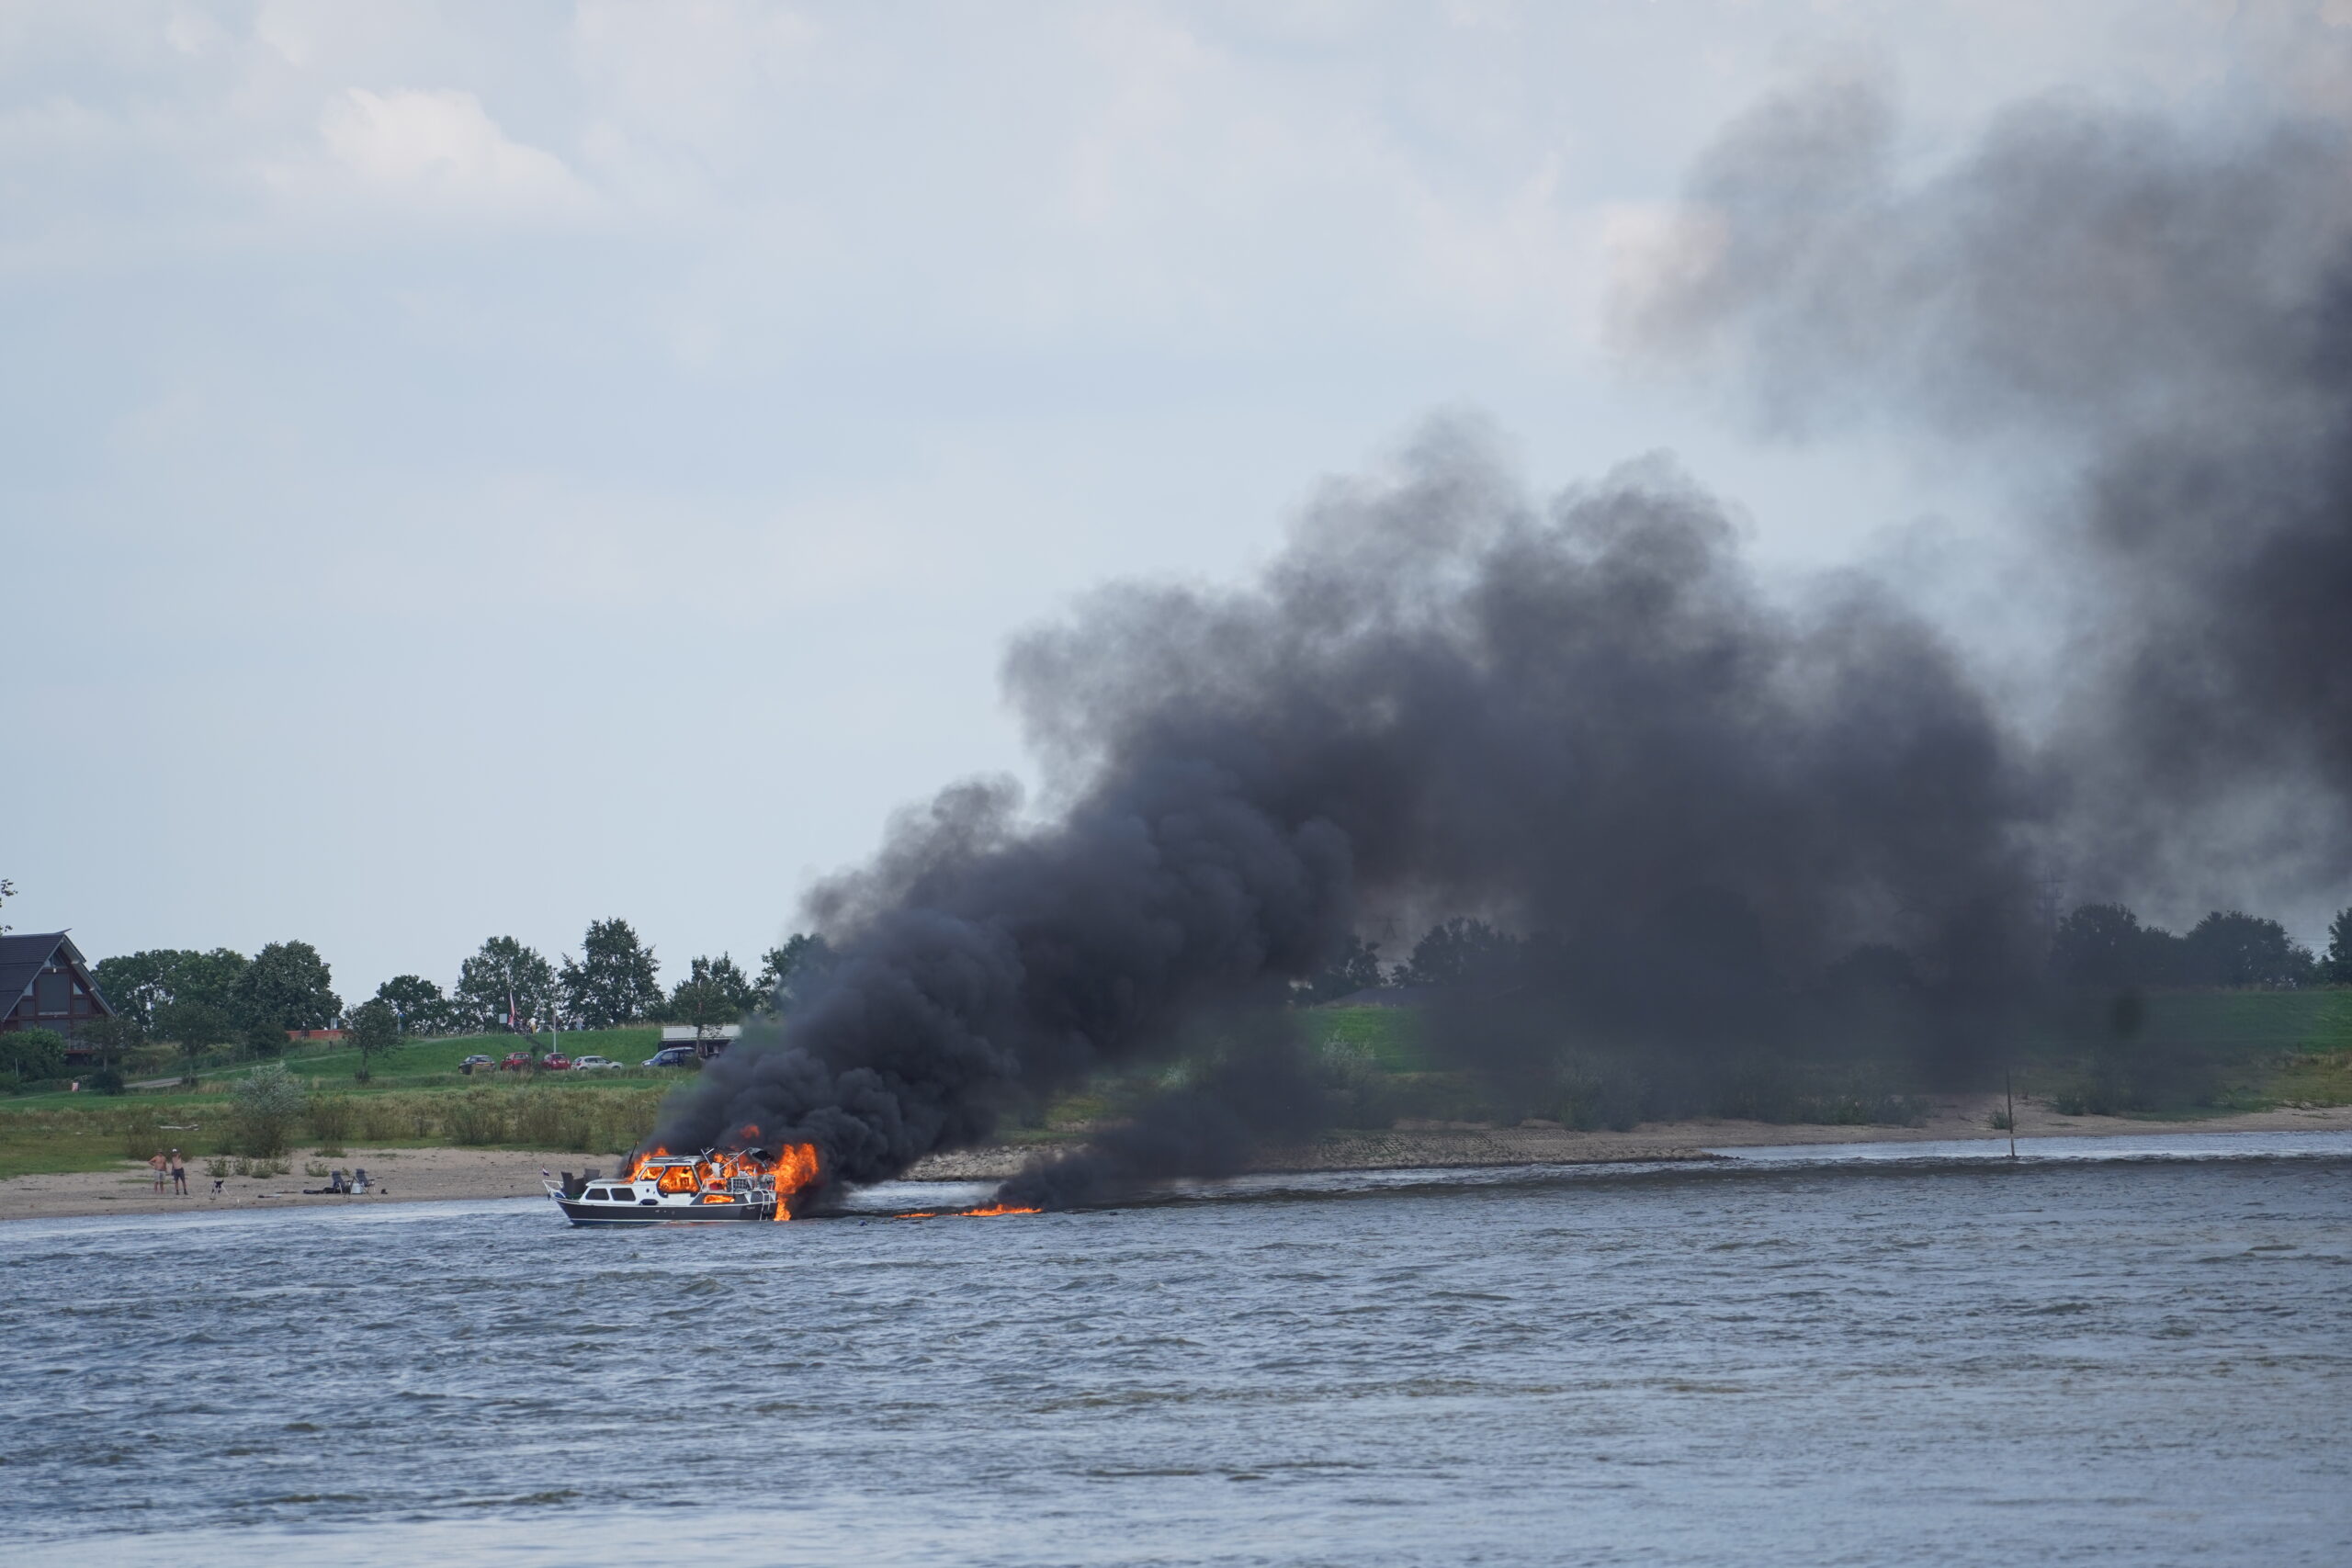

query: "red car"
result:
(540, 1055), (572, 1071)
(498, 1052), (536, 1072)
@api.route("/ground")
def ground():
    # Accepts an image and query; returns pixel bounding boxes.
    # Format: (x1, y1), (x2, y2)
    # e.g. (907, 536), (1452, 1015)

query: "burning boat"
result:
(542, 1143), (820, 1226)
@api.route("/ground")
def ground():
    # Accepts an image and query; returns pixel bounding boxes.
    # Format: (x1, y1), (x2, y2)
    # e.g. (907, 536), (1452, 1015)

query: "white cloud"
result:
(308, 86), (594, 215)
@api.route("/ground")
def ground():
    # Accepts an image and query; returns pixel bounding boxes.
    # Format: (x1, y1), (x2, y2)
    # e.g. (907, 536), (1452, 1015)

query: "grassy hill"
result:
(5, 991), (2346, 1180)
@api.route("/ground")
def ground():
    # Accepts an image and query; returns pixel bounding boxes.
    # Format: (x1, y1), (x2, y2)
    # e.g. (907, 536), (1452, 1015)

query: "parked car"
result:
(458, 1055), (493, 1070)
(642, 1045), (699, 1068)
(498, 1052), (536, 1072)
(570, 1055), (623, 1071)
(539, 1054), (572, 1071)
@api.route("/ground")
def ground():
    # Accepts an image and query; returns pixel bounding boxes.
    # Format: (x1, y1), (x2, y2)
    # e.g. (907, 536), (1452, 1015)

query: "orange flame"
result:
(619, 1141), (823, 1221)
(959, 1203), (1043, 1217)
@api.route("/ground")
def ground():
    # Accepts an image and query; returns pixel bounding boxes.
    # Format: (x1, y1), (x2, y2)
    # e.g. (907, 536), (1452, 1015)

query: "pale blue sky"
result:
(6, 1), (2343, 997)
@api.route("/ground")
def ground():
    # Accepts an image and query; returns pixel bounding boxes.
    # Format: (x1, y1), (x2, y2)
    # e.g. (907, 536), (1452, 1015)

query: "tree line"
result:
(83, 920), (835, 1058)
(1293, 901), (2352, 1004)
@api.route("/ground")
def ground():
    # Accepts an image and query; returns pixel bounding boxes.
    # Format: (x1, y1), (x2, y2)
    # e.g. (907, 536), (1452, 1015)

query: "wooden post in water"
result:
(2005, 1067), (2018, 1161)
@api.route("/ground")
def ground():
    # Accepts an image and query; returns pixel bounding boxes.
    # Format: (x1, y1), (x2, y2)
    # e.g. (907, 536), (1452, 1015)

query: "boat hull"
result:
(553, 1196), (776, 1226)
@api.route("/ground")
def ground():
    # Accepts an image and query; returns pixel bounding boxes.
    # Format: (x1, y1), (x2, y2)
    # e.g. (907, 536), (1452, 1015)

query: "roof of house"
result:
(0, 932), (70, 1003)
(1, 932), (107, 1014)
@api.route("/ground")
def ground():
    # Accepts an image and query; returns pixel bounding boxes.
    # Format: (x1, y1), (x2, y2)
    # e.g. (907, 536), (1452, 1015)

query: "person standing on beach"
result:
(148, 1151), (168, 1194)
(170, 1150), (188, 1195)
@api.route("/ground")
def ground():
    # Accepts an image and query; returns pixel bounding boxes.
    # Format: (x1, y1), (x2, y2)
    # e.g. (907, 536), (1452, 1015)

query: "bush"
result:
(230, 1063), (308, 1156)
(307, 1095), (356, 1144)
(512, 1089), (598, 1151)
(443, 1091), (508, 1146)
(121, 1119), (174, 1160)
(1554, 1058), (1647, 1132)
(2, 1026), (69, 1086)
(84, 1068), (126, 1096)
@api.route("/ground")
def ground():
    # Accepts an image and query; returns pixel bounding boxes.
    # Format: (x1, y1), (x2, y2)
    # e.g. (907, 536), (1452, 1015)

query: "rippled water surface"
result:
(6, 1136), (2348, 1566)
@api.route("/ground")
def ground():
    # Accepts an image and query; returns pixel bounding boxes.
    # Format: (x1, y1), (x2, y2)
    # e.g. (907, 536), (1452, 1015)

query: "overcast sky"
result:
(6, 1), (2343, 998)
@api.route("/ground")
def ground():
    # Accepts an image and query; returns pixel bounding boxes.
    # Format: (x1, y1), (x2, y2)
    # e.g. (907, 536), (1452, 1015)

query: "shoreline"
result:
(5, 1094), (2348, 1224)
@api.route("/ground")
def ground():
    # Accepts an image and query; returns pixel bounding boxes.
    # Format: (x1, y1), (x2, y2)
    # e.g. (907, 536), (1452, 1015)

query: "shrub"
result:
(230, 1063), (308, 1156)
(1554, 1057), (1647, 1132)
(1, 1026), (69, 1086)
(443, 1091), (508, 1146)
(512, 1089), (598, 1151)
(84, 1068), (126, 1096)
(121, 1119), (156, 1160)
(307, 1095), (356, 1143)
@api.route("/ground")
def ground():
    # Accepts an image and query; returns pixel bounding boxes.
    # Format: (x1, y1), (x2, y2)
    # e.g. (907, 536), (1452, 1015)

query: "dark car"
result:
(642, 1045), (699, 1068)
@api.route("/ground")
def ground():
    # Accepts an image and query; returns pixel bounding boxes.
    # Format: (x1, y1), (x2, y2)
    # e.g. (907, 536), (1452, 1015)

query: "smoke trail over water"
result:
(658, 84), (2352, 1207)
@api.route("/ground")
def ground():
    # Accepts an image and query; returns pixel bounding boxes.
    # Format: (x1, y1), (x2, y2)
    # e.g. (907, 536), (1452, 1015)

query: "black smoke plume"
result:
(1618, 79), (2352, 918)
(658, 435), (2039, 1206)
(655, 84), (2352, 1208)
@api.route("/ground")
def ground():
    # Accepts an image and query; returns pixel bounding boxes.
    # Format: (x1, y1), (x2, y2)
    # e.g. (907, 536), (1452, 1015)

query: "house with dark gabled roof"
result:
(1, 933), (117, 1047)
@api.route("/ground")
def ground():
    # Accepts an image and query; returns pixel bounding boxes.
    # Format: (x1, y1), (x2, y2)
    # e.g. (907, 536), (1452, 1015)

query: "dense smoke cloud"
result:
(1618, 80), (2352, 912)
(659, 431), (2039, 1204)
(655, 83), (2351, 1207)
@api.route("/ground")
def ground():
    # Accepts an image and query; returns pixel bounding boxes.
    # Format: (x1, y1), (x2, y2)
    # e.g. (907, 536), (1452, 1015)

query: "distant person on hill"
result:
(148, 1151), (168, 1194)
(170, 1150), (187, 1195)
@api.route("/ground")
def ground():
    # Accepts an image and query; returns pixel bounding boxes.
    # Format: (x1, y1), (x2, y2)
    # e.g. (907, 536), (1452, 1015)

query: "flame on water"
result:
(959, 1203), (1043, 1217)
(619, 1141), (822, 1221)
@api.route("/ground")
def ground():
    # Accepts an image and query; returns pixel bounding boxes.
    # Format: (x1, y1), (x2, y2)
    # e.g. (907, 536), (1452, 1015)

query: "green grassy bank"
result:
(5, 992), (2348, 1182)
(0, 1029), (679, 1179)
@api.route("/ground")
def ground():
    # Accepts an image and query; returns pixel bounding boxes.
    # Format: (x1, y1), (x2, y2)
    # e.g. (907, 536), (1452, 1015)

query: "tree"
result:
(560, 919), (664, 1027)
(754, 934), (834, 1012)
(0, 1026), (65, 1086)
(230, 1063), (308, 1157)
(1296, 935), (1386, 1005)
(0, 874), (13, 933)
(1396, 918), (1519, 987)
(2049, 904), (2148, 987)
(236, 941), (342, 1034)
(91, 947), (252, 1038)
(670, 954), (760, 1038)
(76, 1016), (140, 1077)
(346, 998), (401, 1082)
(373, 975), (451, 1036)
(2182, 910), (2314, 987)
(2326, 907), (2352, 985)
(454, 936), (557, 1032)
(152, 999), (233, 1083)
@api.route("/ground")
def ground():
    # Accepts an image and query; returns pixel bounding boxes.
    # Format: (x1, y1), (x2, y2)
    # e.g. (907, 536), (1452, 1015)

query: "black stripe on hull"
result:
(554, 1199), (775, 1226)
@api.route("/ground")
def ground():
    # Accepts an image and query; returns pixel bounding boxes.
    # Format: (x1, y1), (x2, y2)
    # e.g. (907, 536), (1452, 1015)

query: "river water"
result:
(5, 1132), (2347, 1566)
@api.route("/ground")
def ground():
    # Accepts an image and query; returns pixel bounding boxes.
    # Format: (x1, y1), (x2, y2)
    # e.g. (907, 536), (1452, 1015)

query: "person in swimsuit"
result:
(148, 1151), (168, 1193)
(170, 1150), (188, 1195)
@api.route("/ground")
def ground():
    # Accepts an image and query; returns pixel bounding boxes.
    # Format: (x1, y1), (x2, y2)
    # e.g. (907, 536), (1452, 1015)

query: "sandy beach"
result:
(6, 1094), (2348, 1223)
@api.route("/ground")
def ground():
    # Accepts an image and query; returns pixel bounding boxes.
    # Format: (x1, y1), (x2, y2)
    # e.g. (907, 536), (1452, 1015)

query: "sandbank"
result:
(5, 1094), (2347, 1223)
